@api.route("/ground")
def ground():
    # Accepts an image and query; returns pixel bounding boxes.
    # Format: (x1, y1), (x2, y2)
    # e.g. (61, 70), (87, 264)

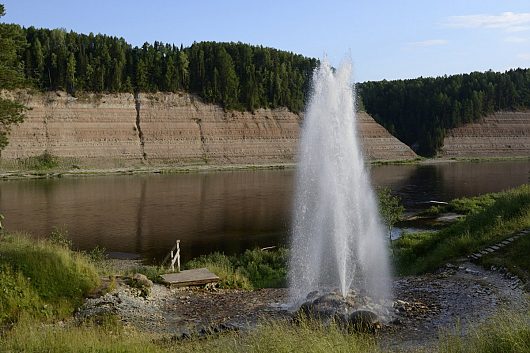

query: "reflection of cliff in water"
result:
(0, 161), (528, 261)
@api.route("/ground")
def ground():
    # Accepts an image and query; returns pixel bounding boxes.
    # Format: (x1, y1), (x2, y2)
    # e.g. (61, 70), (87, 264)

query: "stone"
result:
(132, 273), (153, 288)
(296, 291), (386, 332)
(128, 273), (153, 297)
(348, 310), (381, 332)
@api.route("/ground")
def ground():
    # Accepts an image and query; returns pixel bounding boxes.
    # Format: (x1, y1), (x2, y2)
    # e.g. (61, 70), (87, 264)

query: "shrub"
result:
(19, 151), (59, 170)
(186, 252), (252, 290)
(0, 233), (100, 324)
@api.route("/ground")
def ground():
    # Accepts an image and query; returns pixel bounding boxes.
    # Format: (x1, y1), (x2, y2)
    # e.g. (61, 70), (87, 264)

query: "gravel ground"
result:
(77, 261), (528, 351)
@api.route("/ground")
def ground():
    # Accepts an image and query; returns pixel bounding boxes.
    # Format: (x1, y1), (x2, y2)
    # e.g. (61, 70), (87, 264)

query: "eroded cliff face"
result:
(1, 91), (417, 166)
(440, 111), (530, 158)
(1, 90), (140, 166)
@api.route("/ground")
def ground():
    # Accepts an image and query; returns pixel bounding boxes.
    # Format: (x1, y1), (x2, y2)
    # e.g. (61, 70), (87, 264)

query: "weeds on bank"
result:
(479, 234), (530, 286)
(1, 315), (382, 353)
(395, 185), (530, 275)
(0, 232), (100, 325)
(438, 310), (530, 353)
(17, 151), (59, 170)
(186, 247), (288, 290)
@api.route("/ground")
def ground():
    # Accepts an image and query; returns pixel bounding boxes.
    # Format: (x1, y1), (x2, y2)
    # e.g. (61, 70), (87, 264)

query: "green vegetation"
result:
(1, 316), (381, 353)
(395, 185), (530, 275)
(479, 234), (530, 287)
(0, 4), (28, 149)
(358, 68), (530, 156)
(0, 232), (100, 325)
(376, 187), (404, 242)
(438, 310), (530, 353)
(17, 151), (60, 170)
(2, 309), (528, 353)
(186, 247), (288, 289)
(15, 24), (318, 112)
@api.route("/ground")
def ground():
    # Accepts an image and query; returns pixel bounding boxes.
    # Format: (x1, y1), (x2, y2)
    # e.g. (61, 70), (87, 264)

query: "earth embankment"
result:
(440, 111), (530, 158)
(1, 90), (417, 167)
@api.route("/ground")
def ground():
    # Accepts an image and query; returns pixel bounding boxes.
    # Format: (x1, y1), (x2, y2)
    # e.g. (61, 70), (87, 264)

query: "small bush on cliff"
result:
(0, 232), (100, 325)
(19, 151), (59, 170)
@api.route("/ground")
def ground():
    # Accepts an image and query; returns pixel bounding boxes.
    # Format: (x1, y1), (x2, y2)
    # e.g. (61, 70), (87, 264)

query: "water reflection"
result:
(0, 161), (528, 261)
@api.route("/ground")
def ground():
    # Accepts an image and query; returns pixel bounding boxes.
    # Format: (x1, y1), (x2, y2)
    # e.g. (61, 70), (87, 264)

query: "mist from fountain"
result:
(288, 58), (392, 304)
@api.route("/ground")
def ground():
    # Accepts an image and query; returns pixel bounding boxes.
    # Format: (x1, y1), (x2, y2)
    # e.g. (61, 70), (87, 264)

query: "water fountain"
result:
(288, 58), (392, 327)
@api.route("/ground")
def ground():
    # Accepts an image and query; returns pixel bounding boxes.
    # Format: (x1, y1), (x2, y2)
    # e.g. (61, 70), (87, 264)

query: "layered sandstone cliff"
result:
(1, 91), (417, 166)
(440, 111), (530, 158)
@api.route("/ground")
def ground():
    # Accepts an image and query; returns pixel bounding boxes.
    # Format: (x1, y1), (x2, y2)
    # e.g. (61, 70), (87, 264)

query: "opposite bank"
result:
(0, 90), (417, 168)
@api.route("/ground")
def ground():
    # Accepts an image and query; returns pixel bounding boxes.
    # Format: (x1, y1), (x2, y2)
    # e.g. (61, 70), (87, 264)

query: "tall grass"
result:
(395, 185), (530, 275)
(0, 233), (100, 325)
(186, 248), (288, 289)
(1, 316), (382, 353)
(185, 252), (253, 290)
(438, 310), (530, 353)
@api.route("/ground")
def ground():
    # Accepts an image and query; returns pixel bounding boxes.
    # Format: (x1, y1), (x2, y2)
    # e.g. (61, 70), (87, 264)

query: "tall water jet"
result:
(289, 59), (392, 306)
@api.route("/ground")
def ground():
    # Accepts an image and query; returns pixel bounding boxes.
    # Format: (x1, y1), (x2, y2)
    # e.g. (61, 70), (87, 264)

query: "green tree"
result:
(66, 52), (76, 93)
(377, 187), (404, 244)
(0, 3), (27, 150)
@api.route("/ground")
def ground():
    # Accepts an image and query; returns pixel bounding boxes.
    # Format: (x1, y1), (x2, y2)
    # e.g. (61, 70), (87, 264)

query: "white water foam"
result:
(288, 58), (392, 303)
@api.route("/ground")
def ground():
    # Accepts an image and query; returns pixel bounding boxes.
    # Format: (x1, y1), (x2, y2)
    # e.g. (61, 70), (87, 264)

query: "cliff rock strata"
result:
(440, 111), (530, 158)
(1, 91), (417, 166)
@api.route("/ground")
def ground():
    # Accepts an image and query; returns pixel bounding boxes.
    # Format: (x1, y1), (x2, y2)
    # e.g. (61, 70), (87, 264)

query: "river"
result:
(1, 160), (528, 262)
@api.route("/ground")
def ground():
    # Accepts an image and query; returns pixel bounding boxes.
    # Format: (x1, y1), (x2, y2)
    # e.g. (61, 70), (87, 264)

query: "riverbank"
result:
(0, 162), (296, 180)
(1, 155), (528, 180)
(1, 236), (528, 353)
(2, 187), (530, 352)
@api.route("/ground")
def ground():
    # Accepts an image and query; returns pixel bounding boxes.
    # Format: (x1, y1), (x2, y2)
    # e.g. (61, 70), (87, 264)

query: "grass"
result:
(438, 310), (530, 353)
(186, 247), (288, 290)
(394, 185), (530, 275)
(0, 232), (100, 325)
(478, 234), (530, 287)
(0, 316), (382, 353)
(17, 151), (59, 170)
(2, 309), (528, 353)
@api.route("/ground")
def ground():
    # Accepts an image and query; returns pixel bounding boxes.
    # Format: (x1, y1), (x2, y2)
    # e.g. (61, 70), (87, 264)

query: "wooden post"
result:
(170, 240), (181, 273)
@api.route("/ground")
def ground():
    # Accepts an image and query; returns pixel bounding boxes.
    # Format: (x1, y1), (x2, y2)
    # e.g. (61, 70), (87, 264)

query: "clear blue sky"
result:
(2, 0), (530, 82)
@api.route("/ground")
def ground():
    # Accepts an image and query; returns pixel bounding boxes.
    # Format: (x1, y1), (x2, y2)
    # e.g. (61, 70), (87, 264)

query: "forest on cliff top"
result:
(1, 3), (529, 156)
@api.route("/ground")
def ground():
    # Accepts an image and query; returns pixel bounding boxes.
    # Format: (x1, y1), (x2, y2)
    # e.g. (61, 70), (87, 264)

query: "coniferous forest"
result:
(20, 27), (318, 113)
(1, 2), (530, 155)
(357, 69), (530, 156)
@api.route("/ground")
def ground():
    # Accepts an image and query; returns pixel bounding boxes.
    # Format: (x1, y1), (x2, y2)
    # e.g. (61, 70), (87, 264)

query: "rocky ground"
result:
(77, 260), (528, 351)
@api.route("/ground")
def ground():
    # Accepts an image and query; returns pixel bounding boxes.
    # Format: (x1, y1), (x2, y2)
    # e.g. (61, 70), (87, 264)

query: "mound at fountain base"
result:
(295, 290), (392, 332)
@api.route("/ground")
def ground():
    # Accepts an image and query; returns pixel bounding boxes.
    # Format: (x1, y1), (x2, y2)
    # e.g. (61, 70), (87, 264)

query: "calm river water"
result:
(1, 160), (528, 262)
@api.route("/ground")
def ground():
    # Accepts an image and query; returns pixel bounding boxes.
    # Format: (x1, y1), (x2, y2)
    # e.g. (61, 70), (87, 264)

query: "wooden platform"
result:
(160, 268), (220, 287)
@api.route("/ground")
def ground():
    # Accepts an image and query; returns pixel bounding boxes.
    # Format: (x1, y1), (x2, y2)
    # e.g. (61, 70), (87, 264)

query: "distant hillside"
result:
(440, 111), (530, 158)
(18, 27), (318, 113)
(358, 69), (530, 156)
(2, 8), (529, 159)
(1, 90), (417, 166)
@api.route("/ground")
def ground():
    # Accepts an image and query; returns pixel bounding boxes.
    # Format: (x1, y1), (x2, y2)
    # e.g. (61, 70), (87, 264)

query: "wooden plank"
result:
(160, 268), (219, 287)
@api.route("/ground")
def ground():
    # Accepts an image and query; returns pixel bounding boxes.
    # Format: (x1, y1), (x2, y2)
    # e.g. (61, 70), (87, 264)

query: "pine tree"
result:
(0, 3), (27, 150)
